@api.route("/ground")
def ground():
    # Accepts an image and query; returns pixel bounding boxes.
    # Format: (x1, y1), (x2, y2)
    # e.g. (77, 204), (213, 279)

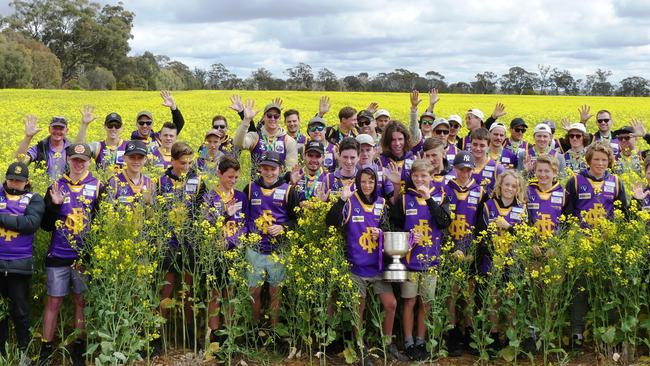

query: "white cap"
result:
(448, 114), (463, 126)
(489, 122), (507, 133)
(467, 108), (484, 121)
(567, 123), (587, 134)
(374, 109), (390, 119)
(533, 123), (552, 136)
(431, 118), (450, 130)
(356, 134), (375, 146)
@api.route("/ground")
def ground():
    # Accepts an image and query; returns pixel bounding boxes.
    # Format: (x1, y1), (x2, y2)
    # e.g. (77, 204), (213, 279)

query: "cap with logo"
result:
(453, 150), (476, 169)
(50, 116), (68, 128)
(5, 162), (29, 181)
(304, 140), (325, 155)
(263, 103), (282, 115)
(66, 143), (92, 161)
(533, 123), (552, 136)
(357, 110), (374, 123)
(420, 111), (436, 122)
(259, 151), (283, 168)
(613, 126), (635, 137)
(105, 112), (123, 127)
(467, 109), (485, 121)
(356, 134), (375, 147)
(124, 140), (148, 156)
(374, 109), (390, 119)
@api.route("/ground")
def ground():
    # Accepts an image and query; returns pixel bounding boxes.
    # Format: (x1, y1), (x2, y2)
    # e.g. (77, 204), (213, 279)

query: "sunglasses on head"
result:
(434, 129), (450, 135)
(213, 124), (226, 130)
(597, 118), (610, 124)
(514, 128), (527, 133)
(309, 125), (325, 132)
(568, 133), (583, 139)
(450, 123), (461, 129)
(138, 120), (153, 126)
(358, 119), (372, 127)
(421, 119), (434, 126)
(266, 113), (281, 120)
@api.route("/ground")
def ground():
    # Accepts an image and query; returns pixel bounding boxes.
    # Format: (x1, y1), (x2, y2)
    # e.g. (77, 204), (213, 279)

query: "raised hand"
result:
(315, 184), (329, 202)
(80, 105), (96, 125)
(289, 165), (304, 185)
(631, 118), (646, 137)
(578, 104), (592, 124)
(632, 182), (647, 200)
(242, 99), (259, 121)
(50, 181), (65, 205)
(340, 183), (354, 202)
(366, 102), (379, 114)
(409, 90), (421, 110)
(428, 88), (440, 109)
(491, 102), (506, 119)
(229, 94), (244, 112)
(385, 161), (403, 185)
(369, 227), (380, 241)
(319, 96), (331, 117)
(560, 117), (571, 131)
(271, 97), (283, 109)
(160, 90), (177, 110)
(410, 229), (422, 244)
(24, 115), (42, 138)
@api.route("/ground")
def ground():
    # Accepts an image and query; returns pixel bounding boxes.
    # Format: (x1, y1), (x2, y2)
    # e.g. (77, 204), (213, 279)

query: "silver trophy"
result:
(383, 231), (410, 282)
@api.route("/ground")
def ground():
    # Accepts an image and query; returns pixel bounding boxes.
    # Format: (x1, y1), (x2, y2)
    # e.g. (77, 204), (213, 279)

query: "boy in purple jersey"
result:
(504, 118), (529, 156)
(243, 152), (301, 343)
(422, 138), (455, 186)
(0, 163), (45, 359)
(288, 140), (328, 201)
(150, 122), (179, 169)
(527, 155), (569, 235)
(487, 123), (518, 169)
(107, 140), (154, 205)
(470, 128), (505, 197)
(356, 134), (395, 199)
(284, 109), (307, 154)
(325, 168), (407, 363)
(75, 109), (129, 171)
(201, 156), (247, 345)
(518, 123), (566, 177)
(39, 143), (104, 366)
(390, 159), (451, 361)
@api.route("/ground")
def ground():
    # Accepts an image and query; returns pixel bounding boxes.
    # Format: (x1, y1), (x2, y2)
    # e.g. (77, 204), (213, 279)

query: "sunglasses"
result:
(266, 113), (281, 120)
(213, 125), (226, 130)
(106, 123), (121, 130)
(450, 123), (461, 129)
(597, 118), (610, 124)
(514, 128), (527, 133)
(618, 135), (632, 141)
(358, 119), (372, 127)
(138, 120), (153, 126)
(434, 129), (450, 135)
(421, 119), (435, 126)
(568, 134), (583, 139)
(309, 125), (325, 132)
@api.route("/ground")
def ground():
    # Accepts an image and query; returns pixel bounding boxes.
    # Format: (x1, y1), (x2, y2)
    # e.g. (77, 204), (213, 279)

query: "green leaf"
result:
(343, 346), (357, 364)
(501, 346), (516, 362)
(601, 326), (616, 344)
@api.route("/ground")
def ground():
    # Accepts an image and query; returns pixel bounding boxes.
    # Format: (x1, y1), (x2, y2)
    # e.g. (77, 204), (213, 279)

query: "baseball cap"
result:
(105, 112), (123, 127)
(205, 129), (220, 138)
(489, 122), (507, 133)
(467, 109), (484, 121)
(66, 143), (92, 161)
(567, 123), (587, 134)
(124, 140), (148, 156)
(453, 151), (476, 169)
(543, 120), (557, 133)
(259, 151), (282, 168)
(431, 118), (450, 130)
(420, 111), (436, 121)
(5, 162), (29, 181)
(136, 111), (153, 121)
(308, 116), (326, 128)
(510, 118), (528, 129)
(50, 116), (68, 128)
(533, 123), (552, 136)
(263, 103), (282, 114)
(357, 110), (374, 123)
(356, 134), (375, 147)
(304, 140), (325, 155)
(374, 109), (391, 119)
(613, 126), (635, 137)
(448, 114), (463, 126)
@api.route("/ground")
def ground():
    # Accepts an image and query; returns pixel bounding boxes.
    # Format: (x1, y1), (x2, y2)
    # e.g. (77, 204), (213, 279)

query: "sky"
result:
(1, 0), (649, 83)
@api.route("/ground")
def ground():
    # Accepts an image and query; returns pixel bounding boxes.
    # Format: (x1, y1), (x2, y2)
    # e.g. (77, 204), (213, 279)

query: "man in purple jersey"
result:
(76, 111), (129, 171)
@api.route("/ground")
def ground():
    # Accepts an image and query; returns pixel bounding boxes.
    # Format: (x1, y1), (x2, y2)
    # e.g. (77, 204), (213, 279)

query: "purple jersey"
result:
(107, 172), (153, 205)
(343, 192), (386, 277)
(639, 186), (650, 212)
(201, 189), (248, 249)
(251, 134), (288, 178)
(296, 168), (328, 201)
(527, 183), (566, 235)
(480, 199), (526, 274)
(489, 148), (518, 170)
(402, 188), (445, 271)
(444, 178), (484, 252)
(150, 146), (172, 169)
(504, 138), (528, 156)
(247, 181), (291, 254)
(26, 138), (70, 180)
(411, 137), (424, 155)
(472, 159), (504, 197)
(47, 173), (102, 260)
(565, 150), (588, 173)
(594, 135), (620, 156)
(323, 142), (337, 173)
(95, 139), (128, 170)
(0, 187), (35, 260)
(573, 172), (620, 228)
(446, 144), (458, 164)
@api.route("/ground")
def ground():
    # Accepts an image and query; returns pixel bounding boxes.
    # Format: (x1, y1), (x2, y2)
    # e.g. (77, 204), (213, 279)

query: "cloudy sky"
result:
(2, 0), (649, 83)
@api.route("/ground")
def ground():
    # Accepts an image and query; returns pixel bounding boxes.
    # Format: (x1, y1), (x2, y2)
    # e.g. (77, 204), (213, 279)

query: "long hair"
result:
(492, 169), (526, 204)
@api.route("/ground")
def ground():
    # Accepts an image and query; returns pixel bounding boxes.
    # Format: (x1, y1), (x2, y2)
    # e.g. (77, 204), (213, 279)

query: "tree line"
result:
(1, 0), (649, 96)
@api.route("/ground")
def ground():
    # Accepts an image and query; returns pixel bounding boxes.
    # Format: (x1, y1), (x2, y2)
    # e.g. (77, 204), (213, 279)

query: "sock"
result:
(573, 333), (584, 340)
(404, 336), (414, 349)
(415, 337), (425, 346)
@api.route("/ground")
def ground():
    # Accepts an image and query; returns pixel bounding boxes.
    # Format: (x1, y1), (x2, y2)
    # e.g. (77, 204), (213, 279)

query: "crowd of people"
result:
(1, 89), (650, 365)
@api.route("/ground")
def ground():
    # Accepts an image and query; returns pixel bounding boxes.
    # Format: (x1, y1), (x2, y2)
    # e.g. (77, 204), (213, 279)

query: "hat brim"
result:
(5, 174), (28, 181)
(68, 154), (91, 161)
(50, 122), (67, 128)
(124, 151), (147, 157)
(454, 163), (475, 169)
(105, 120), (123, 126)
(259, 161), (281, 168)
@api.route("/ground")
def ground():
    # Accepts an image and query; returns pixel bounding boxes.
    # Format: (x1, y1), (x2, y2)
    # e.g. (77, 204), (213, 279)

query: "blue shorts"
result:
(246, 248), (286, 287)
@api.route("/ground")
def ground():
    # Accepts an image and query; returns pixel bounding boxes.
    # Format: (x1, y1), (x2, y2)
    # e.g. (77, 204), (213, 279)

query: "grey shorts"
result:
(46, 266), (87, 297)
(246, 248), (286, 287)
(351, 273), (393, 298)
(401, 272), (437, 300)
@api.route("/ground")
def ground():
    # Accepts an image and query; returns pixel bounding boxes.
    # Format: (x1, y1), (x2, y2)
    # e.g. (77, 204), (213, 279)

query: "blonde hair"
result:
(585, 141), (615, 168)
(534, 154), (559, 175)
(492, 169), (526, 204)
(410, 158), (434, 175)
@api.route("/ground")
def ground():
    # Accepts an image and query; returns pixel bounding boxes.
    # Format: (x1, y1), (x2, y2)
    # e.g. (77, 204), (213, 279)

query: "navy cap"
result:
(5, 162), (29, 181)
(453, 151), (475, 169)
(259, 151), (283, 168)
(124, 140), (148, 156)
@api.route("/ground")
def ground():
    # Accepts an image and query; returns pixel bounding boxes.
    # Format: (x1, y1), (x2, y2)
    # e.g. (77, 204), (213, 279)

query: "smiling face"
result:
(304, 150), (324, 172)
(104, 123), (122, 140)
(433, 125), (450, 142)
(510, 126), (526, 142)
(490, 128), (506, 148)
(6, 178), (27, 191)
(212, 119), (227, 138)
(358, 144), (375, 166)
(217, 167), (239, 191)
(423, 147), (444, 171)
(466, 113), (481, 131)
(137, 117), (153, 136)
(376, 115), (390, 131)
(471, 138), (488, 161)
(596, 111), (612, 133)
(390, 131), (405, 157)
(68, 157), (90, 176)
(358, 118), (376, 135)
(205, 135), (220, 154)
(171, 154), (193, 175)
(455, 166), (473, 185)
(284, 113), (300, 134)
(359, 172), (375, 197)
(260, 164), (280, 185)
(308, 124), (325, 141)
(340, 115), (358, 132)
(535, 161), (556, 188)
(264, 108), (281, 131)
(500, 174), (519, 201)
(49, 125), (68, 143)
(534, 132), (551, 150)
(588, 151), (610, 177)
(411, 169), (432, 188)
(339, 148), (359, 173)
(617, 133), (636, 152)
(568, 130), (585, 149)
(160, 127), (177, 149)
(420, 117), (435, 134)
(124, 154), (146, 174)
(449, 121), (461, 139)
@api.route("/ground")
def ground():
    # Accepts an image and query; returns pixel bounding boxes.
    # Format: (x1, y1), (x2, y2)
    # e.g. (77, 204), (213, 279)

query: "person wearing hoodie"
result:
(234, 99), (298, 180)
(38, 143), (104, 366)
(325, 167), (405, 363)
(0, 162), (45, 359)
(129, 91), (185, 152)
(243, 151), (301, 352)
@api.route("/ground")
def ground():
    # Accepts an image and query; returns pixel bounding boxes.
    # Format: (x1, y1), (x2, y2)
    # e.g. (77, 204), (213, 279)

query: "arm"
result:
(75, 105), (96, 143)
(325, 198), (347, 227)
(233, 99), (260, 150)
(428, 196), (451, 229)
(41, 189), (62, 232)
(0, 194), (45, 234)
(171, 108), (185, 135)
(409, 90), (422, 144)
(161, 90), (185, 134)
(284, 135), (298, 171)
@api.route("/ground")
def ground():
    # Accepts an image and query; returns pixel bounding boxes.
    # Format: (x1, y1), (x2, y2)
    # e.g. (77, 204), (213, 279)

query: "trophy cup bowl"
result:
(383, 231), (410, 282)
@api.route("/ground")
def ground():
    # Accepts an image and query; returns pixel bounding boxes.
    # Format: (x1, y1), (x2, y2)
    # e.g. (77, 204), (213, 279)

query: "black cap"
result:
(66, 143), (92, 161)
(613, 126), (635, 137)
(357, 110), (374, 123)
(50, 116), (68, 128)
(5, 162), (29, 181)
(453, 151), (476, 169)
(510, 118), (528, 129)
(308, 116), (326, 128)
(124, 140), (148, 156)
(304, 140), (325, 155)
(105, 112), (123, 127)
(259, 151), (283, 168)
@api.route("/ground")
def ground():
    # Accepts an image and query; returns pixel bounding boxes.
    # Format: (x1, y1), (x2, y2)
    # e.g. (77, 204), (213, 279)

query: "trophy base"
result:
(383, 269), (408, 282)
